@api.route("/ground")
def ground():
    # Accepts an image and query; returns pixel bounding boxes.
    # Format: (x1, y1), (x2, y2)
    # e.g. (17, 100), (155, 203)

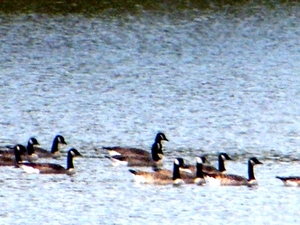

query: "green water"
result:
(0, 0), (294, 14)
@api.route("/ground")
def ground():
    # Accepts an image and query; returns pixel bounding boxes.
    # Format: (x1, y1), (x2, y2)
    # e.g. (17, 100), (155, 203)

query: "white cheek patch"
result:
(196, 157), (203, 164)
(221, 154), (228, 160)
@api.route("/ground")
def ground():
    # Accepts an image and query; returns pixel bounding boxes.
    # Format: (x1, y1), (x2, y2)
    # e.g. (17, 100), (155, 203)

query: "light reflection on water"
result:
(1, 5), (300, 224)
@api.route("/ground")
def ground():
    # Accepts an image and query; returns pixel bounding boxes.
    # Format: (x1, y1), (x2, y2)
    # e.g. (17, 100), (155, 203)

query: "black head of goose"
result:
(103, 132), (168, 158)
(128, 157), (185, 185)
(26, 137), (40, 162)
(151, 132), (168, 156)
(205, 157), (263, 186)
(34, 135), (67, 158)
(17, 148), (82, 175)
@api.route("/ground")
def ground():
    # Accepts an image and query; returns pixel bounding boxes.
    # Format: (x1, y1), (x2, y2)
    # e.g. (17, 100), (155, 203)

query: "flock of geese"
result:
(0, 135), (82, 175)
(0, 133), (299, 186)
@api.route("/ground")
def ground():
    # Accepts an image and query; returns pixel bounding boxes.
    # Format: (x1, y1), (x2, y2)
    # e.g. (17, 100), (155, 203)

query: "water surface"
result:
(1, 5), (300, 224)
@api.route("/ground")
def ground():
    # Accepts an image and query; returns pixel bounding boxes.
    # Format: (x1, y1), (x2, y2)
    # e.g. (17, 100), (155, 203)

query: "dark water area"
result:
(0, 0), (295, 14)
(1, 3), (300, 225)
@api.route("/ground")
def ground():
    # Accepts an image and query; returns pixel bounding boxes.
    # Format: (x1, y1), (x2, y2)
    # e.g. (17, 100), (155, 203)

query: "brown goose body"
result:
(128, 158), (185, 185)
(104, 147), (151, 158)
(207, 174), (250, 186)
(104, 132), (168, 158)
(18, 148), (82, 175)
(276, 176), (300, 186)
(0, 144), (27, 166)
(0, 155), (19, 166)
(129, 169), (172, 185)
(105, 133), (168, 168)
(0, 138), (39, 163)
(205, 157), (263, 186)
(20, 163), (68, 174)
(0, 148), (15, 165)
(184, 164), (219, 175)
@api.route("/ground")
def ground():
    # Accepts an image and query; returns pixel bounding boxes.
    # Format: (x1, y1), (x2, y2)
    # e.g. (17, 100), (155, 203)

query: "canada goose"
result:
(205, 157), (263, 186)
(128, 157), (185, 185)
(0, 137), (40, 162)
(0, 144), (27, 166)
(182, 153), (232, 176)
(105, 149), (163, 169)
(175, 156), (206, 185)
(17, 148), (82, 175)
(276, 176), (300, 187)
(179, 155), (207, 174)
(151, 159), (194, 179)
(26, 137), (40, 162)
(34, 135), (67, 158)
(105, 133), (168, 168)
(103, 132), (168, 158)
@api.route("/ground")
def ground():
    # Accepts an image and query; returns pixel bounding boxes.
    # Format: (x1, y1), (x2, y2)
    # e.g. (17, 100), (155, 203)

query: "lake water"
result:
(1, 4), (300, 225)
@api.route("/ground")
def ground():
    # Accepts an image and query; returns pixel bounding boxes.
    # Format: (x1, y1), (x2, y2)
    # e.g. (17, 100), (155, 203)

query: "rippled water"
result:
(1, 5), (300, 225)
